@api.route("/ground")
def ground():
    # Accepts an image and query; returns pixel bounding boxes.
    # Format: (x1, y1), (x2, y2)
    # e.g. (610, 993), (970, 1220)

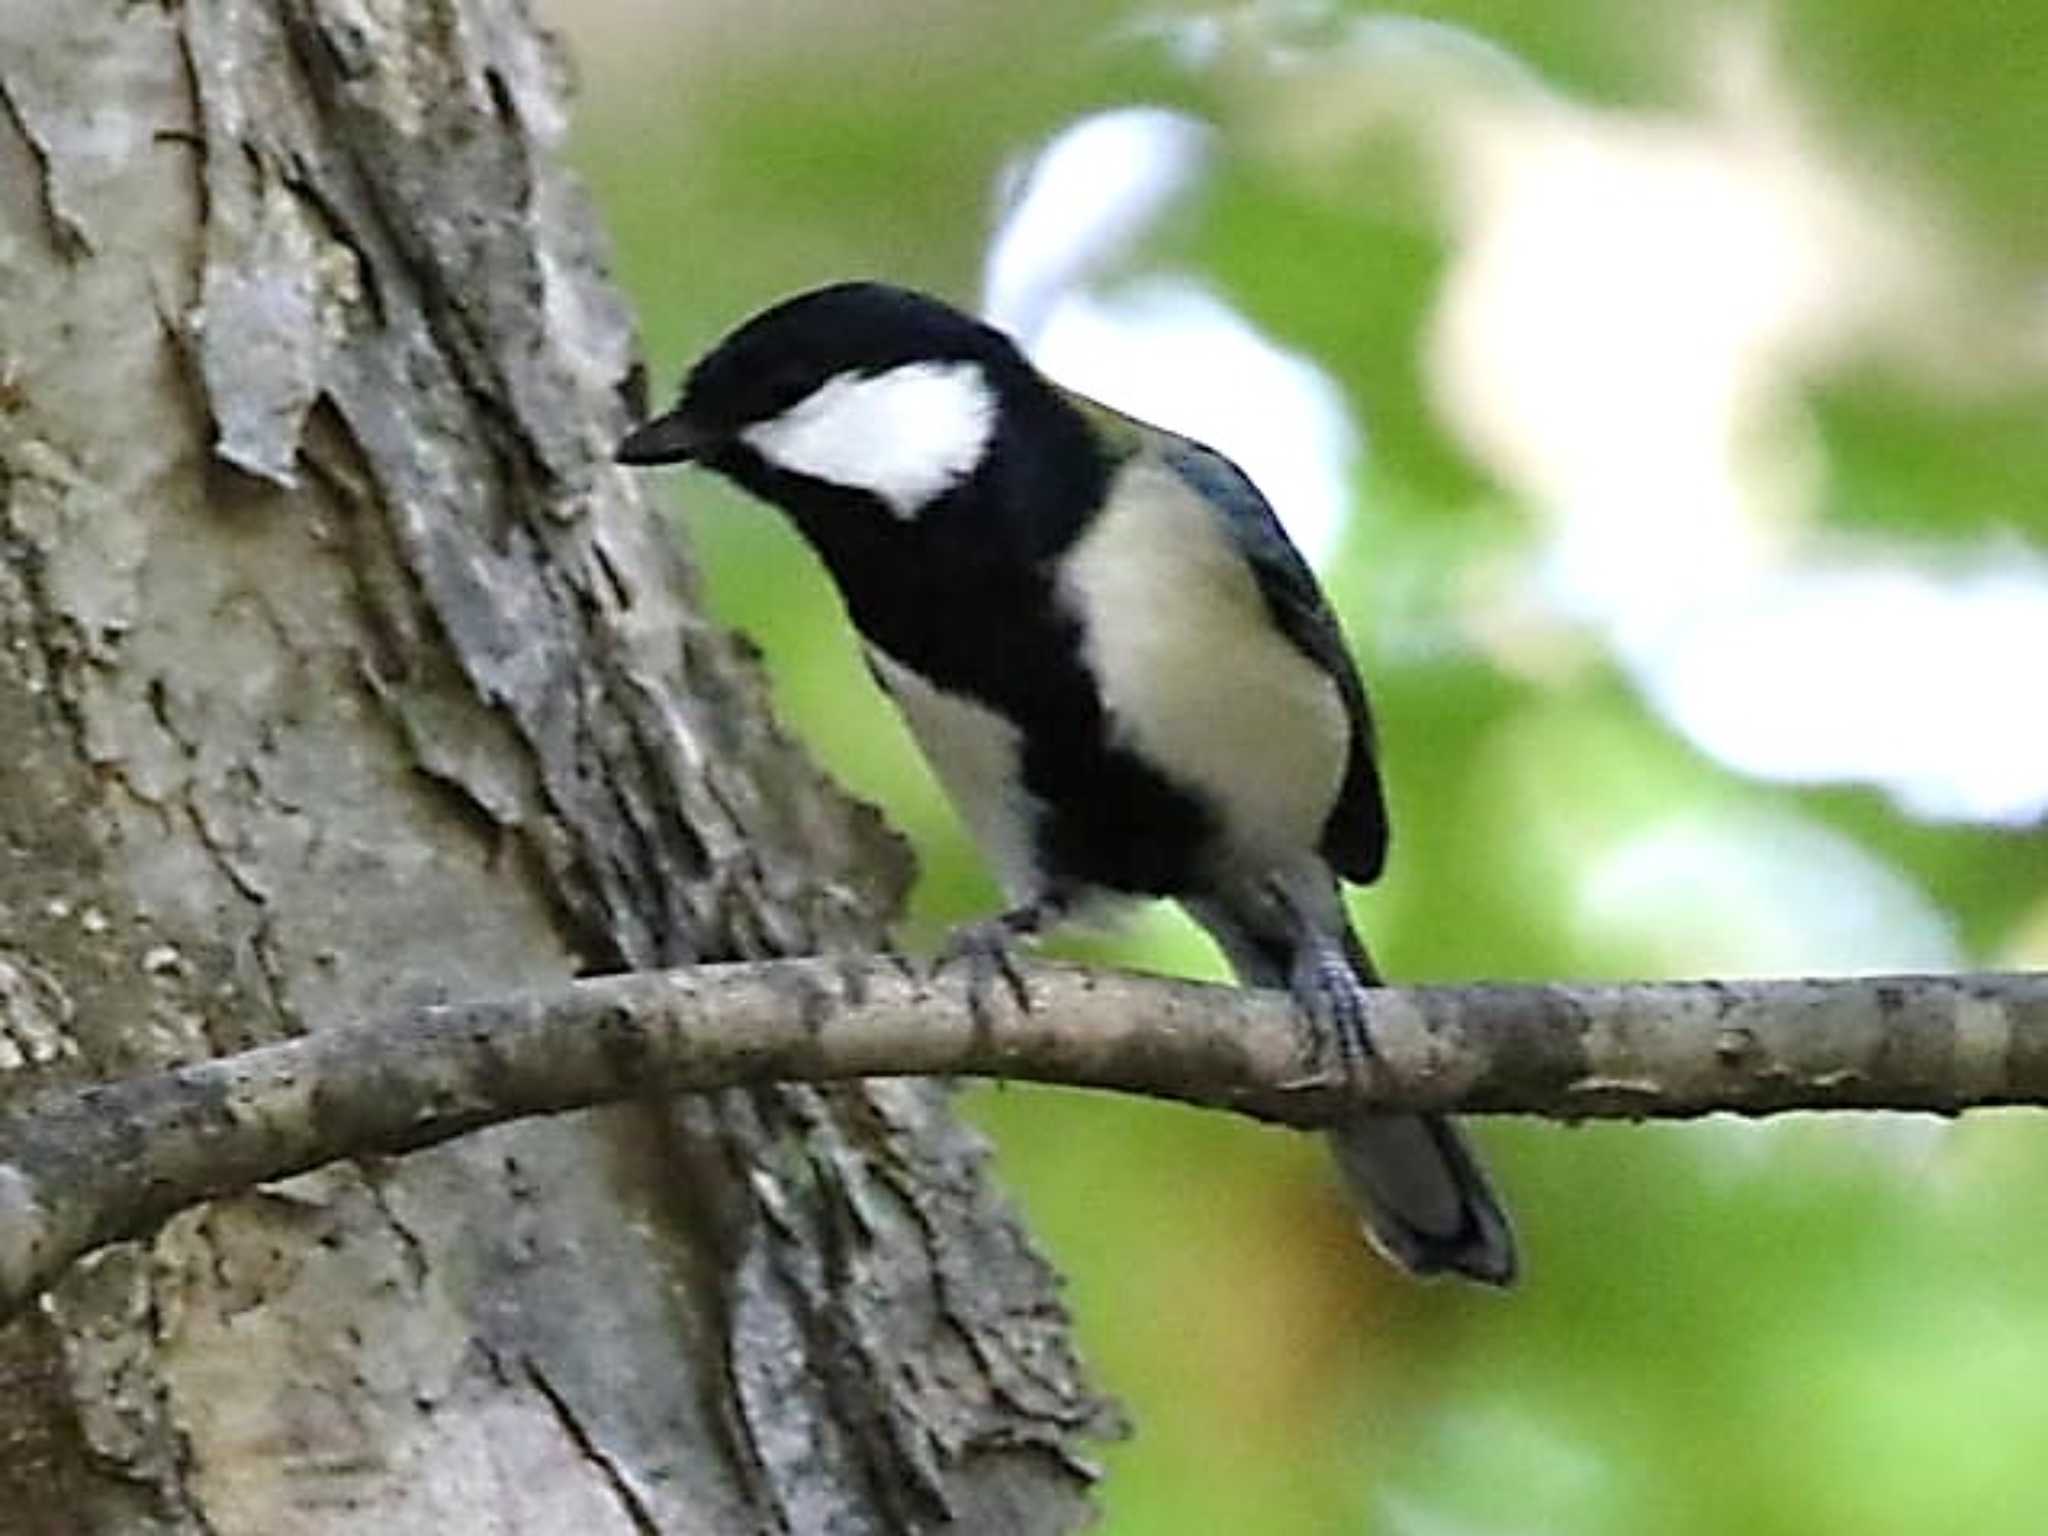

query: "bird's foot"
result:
(828, 942), (920, 1007)
(868, 937), (923, 983)
(1289, 937), (1378, 1086)
(933, 898), (1063, 1026)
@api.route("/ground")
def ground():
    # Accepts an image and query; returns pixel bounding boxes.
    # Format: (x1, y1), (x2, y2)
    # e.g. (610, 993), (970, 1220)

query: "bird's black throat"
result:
(719, 393), (1219, 900)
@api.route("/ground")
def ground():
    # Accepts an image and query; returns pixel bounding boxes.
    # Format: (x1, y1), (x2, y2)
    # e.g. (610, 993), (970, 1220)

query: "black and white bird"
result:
(618, 282), (1516, 1286)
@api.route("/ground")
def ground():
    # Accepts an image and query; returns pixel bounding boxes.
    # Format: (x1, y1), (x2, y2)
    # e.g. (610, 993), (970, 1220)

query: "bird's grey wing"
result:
(1159, 437), (1388, 884)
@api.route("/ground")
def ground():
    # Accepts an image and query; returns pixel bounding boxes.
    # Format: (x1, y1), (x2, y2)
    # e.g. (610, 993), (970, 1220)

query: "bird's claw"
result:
(933, 916), (1034, 1027)
(1291, 942), (1378, 1086)
(871, 941), (922, 984)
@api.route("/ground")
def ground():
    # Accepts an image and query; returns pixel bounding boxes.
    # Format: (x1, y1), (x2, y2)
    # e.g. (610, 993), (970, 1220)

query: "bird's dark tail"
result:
(1184, 885), (1517, 1288)
(1324, 1105), (1516, 1286)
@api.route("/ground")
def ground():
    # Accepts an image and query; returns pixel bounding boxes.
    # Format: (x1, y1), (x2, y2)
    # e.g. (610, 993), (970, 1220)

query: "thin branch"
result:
(0, 959), (2041, 1321)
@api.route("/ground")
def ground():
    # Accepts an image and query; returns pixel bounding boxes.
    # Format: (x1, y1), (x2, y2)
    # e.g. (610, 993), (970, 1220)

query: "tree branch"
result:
(0, 959), (2041, 1322)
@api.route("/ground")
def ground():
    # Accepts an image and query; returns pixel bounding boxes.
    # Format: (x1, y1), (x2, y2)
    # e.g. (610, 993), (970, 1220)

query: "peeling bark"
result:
(0, 2), (1113, 1531)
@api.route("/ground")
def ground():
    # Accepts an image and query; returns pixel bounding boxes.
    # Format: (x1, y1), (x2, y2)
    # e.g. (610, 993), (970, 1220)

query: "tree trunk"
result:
(0, 2), (1113, 1531)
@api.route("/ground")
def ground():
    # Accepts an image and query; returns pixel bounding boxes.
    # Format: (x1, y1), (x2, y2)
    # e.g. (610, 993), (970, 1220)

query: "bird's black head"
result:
(617, 283), (1040, 521)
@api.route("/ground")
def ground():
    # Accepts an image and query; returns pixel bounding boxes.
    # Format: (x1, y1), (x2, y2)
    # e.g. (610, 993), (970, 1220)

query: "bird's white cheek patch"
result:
(741, 361), (996, 518)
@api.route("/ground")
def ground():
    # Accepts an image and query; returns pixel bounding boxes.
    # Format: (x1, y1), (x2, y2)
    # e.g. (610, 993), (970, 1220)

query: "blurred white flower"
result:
(1195, 4), (2048, 827)
(1579, 809), (1961, 975)
(983, 106), (1212, 340)
(983, 107), (1362, 565)
(1635, 552), (2048, 824)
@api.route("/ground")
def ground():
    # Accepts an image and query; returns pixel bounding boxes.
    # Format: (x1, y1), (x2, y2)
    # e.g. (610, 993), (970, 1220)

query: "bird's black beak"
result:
(616, 406), (713, 466)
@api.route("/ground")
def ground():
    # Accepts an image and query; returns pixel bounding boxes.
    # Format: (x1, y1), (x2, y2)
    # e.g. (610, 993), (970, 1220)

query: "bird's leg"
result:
(1269, 881), (1380, 1086)
(934, 892), (1071, 1022)
(1288, 929), (1377, 1083)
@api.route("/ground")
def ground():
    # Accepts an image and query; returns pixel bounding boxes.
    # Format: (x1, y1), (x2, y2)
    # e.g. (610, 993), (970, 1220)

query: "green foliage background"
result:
(561, 3), (2048, 1529)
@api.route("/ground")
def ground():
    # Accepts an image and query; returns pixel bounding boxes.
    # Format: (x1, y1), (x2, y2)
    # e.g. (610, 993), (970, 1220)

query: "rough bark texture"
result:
(2, 961), (2041, 1325)
(0, 3), (1113, 1532)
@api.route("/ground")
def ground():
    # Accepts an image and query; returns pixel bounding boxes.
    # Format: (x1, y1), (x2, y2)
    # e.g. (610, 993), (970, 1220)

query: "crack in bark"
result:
(351, 1163), (429, 1291)
(0, 75), (93, 260)
(522, 1357), (662, 1536)
(0, 504), (93, 773)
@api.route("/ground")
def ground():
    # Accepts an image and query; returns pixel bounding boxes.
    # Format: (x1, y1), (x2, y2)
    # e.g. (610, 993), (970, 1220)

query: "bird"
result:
(617, 281), (1516, 1286)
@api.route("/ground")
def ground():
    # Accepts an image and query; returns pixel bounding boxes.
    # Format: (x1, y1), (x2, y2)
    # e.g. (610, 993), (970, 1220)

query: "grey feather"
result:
(1183, 871), (1517, 1287)
(1157, 437), (1388, 882)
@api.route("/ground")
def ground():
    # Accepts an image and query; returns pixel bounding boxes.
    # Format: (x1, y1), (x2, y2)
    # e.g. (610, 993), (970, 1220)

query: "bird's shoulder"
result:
(1060, 390), (1352, 686)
